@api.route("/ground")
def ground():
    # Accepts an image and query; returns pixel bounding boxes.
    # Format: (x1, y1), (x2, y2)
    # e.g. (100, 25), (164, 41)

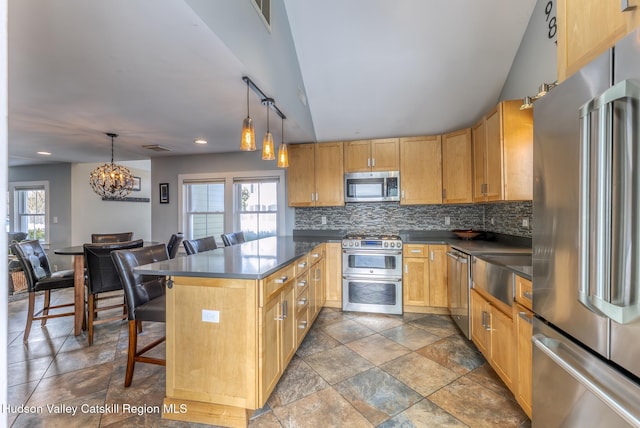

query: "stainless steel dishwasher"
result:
(447, 248), (471, 339)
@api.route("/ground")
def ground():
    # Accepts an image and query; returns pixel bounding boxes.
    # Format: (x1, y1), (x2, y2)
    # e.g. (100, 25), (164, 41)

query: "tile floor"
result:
(6, 289), (531, 427)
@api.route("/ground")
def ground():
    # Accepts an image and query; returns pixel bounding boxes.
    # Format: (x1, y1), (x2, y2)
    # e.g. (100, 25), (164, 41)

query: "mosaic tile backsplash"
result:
(294, 201), (532, 238)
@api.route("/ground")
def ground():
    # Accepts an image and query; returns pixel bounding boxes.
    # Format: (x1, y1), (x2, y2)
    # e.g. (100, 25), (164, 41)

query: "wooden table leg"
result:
(73, 254), (85, 335)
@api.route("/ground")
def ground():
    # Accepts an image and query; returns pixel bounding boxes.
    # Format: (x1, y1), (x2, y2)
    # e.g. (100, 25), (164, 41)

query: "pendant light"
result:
(277, 115), (289, 168)
(262, 98), (275, 160)
(89, 133), (135, 199)
(240, 80), (256, 151)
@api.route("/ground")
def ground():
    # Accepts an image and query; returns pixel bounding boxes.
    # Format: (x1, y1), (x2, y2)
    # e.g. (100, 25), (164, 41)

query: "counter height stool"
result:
(91, 232), (134, 243)
(111, 243), (169, 387)
(11, 240), (76, 342)
(182, 236), (217, 255)
(166, 233), (183, 259)
(84, 239), (144, 345)
(221, 231), (245, 247)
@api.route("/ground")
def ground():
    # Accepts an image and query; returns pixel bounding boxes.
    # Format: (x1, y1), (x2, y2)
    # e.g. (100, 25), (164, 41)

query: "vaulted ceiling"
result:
(8, 0), (536, 167)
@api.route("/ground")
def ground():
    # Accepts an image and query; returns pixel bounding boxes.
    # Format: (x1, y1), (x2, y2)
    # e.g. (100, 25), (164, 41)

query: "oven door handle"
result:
(343, 275), (403, 283)
(343, 250), (403, 256)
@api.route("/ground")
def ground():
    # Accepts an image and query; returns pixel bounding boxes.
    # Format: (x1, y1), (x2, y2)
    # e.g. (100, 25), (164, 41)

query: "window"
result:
(179, 171), (285, 242)
(235, 177), (279, 241)
(9, 181), (50, 243)
(252, 0), (271, 30)
(183, 180), (225, 240)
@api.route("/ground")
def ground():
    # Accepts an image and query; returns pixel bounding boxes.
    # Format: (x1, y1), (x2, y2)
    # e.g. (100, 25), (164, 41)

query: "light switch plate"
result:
(202, 309), (220, 323)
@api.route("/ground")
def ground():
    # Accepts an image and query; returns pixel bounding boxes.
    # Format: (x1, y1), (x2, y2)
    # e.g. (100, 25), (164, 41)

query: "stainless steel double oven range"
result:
(342, 234), (403, 315)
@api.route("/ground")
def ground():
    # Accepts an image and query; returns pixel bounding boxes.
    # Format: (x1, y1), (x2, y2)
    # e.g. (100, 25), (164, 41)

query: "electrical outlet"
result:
(522, 218), (529, 228)
(53, 264), (58, 272)
(321, 216), (327, 225)
(491, 217), (495, 225)
(202, 309), (220, 323)
(444, 216), (450, 226)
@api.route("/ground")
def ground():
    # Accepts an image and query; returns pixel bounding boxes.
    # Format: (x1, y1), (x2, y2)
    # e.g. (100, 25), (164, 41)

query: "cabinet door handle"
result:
(311, 253), (320, 258)
(297, 280), (307, 287)
(311, 193), (315, 202)
(367, 158), (371, 167)
(283, 300), (288, 318)
(518, 311), (533, 324)
(275, 276), (288, 284)
(404, 264), (408, 274)
(410, 249), (421, 253)
(523, 290), (533, 301)
(430, 251), (434, 261)
(298, 261), (307, 268)
(622, 0), (636, 11)
(298, 298), (308, 306)
(372, 158), (375, 167)
(315, 192), (318, 201)
(442, 189), (447, 200)
(274, 303), (284, 321)
(298, 320), (308, 330)
(401, 190), (405, 200)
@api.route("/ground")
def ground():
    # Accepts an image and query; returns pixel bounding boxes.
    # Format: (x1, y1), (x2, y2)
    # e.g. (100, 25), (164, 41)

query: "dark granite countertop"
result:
(134, 236), (323, 280)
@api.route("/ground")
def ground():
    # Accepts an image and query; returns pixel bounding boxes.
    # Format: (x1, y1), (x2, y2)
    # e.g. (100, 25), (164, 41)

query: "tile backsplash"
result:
(294, 201), (532, 238)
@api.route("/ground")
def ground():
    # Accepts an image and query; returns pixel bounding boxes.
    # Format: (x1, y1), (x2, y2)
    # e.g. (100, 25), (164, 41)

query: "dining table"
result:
(54, 241), (161, 336)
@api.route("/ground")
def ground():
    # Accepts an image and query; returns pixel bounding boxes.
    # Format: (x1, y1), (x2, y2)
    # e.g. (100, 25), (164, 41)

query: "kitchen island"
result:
(134, 236), (327, 428)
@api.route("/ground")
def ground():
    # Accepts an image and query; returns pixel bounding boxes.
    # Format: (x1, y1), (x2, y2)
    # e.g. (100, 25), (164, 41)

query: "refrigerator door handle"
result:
(578, 79), (640, 324)
(533, 332), (640, 426)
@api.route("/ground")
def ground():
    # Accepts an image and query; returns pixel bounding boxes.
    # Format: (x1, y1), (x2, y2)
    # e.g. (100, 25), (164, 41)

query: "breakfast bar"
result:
(133, 236), (326, 428)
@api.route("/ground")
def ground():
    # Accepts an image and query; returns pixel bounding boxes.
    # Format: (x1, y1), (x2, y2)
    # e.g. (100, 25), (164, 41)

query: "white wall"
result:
(71, 160), (152, 244)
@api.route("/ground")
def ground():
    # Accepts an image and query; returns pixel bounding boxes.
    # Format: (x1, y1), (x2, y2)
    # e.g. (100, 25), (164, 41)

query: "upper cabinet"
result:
(473, 100), (533, 202)
(288, 142), (344, 207)
(442, 128), (473, 204)
(558, 0), (640, 81)
(344, 138), (399, 172)
(399, 135), (442, 205)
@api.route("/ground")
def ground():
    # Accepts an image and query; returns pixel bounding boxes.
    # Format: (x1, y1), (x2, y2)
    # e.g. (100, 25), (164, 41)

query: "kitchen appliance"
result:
(344, 171), (400, 203)
(342, 233), (403, 314)
(533, 28), (640, 427)
(447, 248), (471, 339)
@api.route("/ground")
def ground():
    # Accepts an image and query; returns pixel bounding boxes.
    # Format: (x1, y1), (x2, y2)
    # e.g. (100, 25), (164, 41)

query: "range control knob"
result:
(349, 242), (353, 247)
(390, 242), (395, 248)
(384, 242), (389, 247)
(355, 242), (360, 247)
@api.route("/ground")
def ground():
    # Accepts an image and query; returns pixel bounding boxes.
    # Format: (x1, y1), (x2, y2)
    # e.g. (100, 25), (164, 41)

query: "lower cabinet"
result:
(470, 288), (515, 391)
(515, 303), (533, 418)
(403, 244), (448, 312)
(324, 242), (342, 308)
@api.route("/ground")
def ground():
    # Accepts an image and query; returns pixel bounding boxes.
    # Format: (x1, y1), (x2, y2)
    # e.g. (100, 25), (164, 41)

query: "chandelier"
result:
(89, 133), (135, 199)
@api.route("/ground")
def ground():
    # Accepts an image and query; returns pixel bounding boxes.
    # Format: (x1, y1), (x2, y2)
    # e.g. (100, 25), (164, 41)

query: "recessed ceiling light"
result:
(37, 151), (51, 156)
(194, 138), (207, 145)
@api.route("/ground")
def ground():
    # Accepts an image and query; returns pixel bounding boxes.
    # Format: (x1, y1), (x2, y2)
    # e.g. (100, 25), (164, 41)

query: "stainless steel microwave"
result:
(344, 171), (400, 202)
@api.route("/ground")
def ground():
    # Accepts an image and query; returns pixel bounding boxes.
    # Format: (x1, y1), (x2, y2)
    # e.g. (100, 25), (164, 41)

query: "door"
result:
(606, 28), (640, 378)
(532, 47), (611, 356)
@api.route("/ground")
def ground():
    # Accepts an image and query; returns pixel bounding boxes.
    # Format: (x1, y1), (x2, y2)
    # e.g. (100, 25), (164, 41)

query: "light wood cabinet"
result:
(344, 138), (399, 172)
(473, 100), (533, 202)
(442, 128), (473, 204)
(515, 275), (533, 311)
(399, 135), (443, 205)
(558, 0), (640, 82)
(470, 288), (515, 390)
(403, 244), (448, 311)
(324, 242), (342, 308)
(515, 302), (533, 418)
(288, 142), (344, 207)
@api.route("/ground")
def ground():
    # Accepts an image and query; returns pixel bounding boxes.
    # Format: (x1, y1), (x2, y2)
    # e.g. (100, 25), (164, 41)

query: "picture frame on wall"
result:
(132, 176), (141, 191)
(159, 183), (169, 204)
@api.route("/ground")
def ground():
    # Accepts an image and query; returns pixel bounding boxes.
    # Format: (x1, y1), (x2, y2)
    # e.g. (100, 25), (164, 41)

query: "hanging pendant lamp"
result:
(277, 115), (289, 168)
(262, 98), (275, 160)
(240, 80), (256, 151)
(89, 133), (135, 199)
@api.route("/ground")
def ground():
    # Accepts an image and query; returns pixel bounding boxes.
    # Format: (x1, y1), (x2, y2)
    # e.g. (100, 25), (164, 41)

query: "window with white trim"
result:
(179, 171), (285, 242)
(9, 181), (50, 243)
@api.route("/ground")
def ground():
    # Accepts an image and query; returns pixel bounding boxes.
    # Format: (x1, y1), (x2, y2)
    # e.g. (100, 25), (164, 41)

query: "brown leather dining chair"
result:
(221, 231), (246, 247)
(91, 232), (134, 243)
(166, 233), (183, 259)
(182, 236), (218, 255)
(83, 239), (144, 345)
(11, 240), (76, 342)
(111, 243), (169, 387)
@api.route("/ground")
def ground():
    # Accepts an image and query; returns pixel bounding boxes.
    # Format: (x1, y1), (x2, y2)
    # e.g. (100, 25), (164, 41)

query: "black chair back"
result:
(91, 232), (134, 243)
(11, 240), (56, 292)
(8, 231), (28, 244)
(183, 236), (217, 255)
(111, 244), (169, 321)
(221, 231), (245, 247)
(166, 233), (184, 259)
(84, 240), (144, 295)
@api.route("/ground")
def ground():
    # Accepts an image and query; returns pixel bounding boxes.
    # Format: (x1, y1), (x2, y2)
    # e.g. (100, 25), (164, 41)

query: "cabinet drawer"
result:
(296, 287), (310, 313)
(309, 244), (324, 263)
(262, 264), (296, 305)
(295, 270), (310, 296)
(296, 307), (310, 346)
(515, 276), (533, 310)
(403, 244), (427, 258)
(295, 254), (310, 275)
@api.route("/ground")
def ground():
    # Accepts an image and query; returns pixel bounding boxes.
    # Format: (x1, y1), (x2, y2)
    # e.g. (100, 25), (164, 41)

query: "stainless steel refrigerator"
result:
(533, 28), (640, 427)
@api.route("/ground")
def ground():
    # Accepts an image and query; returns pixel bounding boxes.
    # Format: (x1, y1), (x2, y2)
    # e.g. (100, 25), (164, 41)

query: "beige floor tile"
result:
(321, 319), (375, 344)
(380, 323), (441, 350)
(304, 345), (374, 384)
(346, 333), (410, 365)
(378, 398), (469, 428)
(381, 352), (459, 396)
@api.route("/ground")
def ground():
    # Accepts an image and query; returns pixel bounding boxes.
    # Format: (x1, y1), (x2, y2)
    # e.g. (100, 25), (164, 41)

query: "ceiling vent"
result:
(142, 144), (172, 152)
(252, 0), (271, 30)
